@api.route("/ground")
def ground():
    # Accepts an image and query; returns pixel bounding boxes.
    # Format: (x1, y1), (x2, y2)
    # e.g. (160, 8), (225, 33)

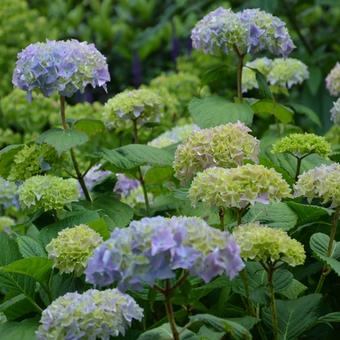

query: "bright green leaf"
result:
(74, 118), (105, 137)
(251, 99), (294, 123)
(17, 236), (46, 258)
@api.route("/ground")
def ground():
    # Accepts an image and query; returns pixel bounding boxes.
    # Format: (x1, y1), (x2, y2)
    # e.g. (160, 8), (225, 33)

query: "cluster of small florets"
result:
(272, 133), (331, 158)
(330, 98), (340, 124)
(233, 223), (306, 266)
(242, 57), (308, 93)
(326, 62), (340, 96)
(0, 217), (15, 232)
(0, 177), (17, 208)
(189, 165), (291, 210)
(191, 7), (294, 57)
(18, 175), (79, 211)
(82, 164), (111, 193)
(12, 39), (110, 100)
(36, 289), (143, 340)
(242, 57), (273, 92)
(86, 216), (244, 290)
(8, 144), (61, 181)
(0, 89), (58, 132)
(46, 224), (103, 276)
(173, 122), (259, 183)
(294, 163), (340, 208)
(102, 88), (163, 128)
(150, 72), (203, 106)
(148, 124), (200, 148)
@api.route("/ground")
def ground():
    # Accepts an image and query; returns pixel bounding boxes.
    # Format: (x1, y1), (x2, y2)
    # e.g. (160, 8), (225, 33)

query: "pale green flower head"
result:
(325, 125), (340, 145)
(19, 175), (79, 211)
(294, 163), (340, 208)
(102, 88), (163, 128)
(267, 58), (309, 89)
(272, 133), (331, 158)
(233, 223), (305, 266)
(8, 144), (62, 181)
(46, 224), (103, 276)
(326, 62), (340, 96)
(0, 217), (15, 232)
(189, 164), (291, 209)
(173, 122), (260, 184)
(242, 57), (273, 92)
(330, 98), (340, 124)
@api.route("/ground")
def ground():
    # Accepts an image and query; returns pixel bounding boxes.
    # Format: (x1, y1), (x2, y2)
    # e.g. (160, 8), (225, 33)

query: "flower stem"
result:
(59, 96), (92, 202)
(315, 206), (340, 293)
(233, 45), (245, 101)
(294, 157), (302, 182)
(267, 264), (279, 340)
(164, 279), (180, 340)
(219, 207), (225, 229)
(132, 119), (150, 214)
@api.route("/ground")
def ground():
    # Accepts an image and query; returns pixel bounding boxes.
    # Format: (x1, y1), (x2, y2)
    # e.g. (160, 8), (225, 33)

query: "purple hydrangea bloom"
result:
(12, 40), (110, 100)
(114, 173), (140, 197)
(86, 216), (244, 291)
(80, 164), (111, 195)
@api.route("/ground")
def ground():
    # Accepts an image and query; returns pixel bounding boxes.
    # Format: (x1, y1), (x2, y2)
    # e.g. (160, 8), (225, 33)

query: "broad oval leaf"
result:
(74, 118), (106, 137)
(0, 144), (24, 178)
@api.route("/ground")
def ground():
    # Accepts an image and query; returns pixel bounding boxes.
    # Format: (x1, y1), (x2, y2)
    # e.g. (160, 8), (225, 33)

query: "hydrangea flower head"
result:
(191, 7), (247, 55)
(8, 144), (62, 181)
(267, 58), (309, 89)
(242, 57), (273, 92)
(102, 88), (163, 128)
(86, 216), (244, 290)
(46, 224), (103, 276)
(12, 40), (110, 100)
(326, 62), (340, 96)
(272, 133), (331, 158)
(233, 223), (305, 266)
(19, 175), (79, 211)
(0, 217), (15, 232)
(189, 165), (291, 210)
(36, 289), (143, 340)
(294, 163), (340, 208)
(148, 124), (200, 148)
(330, 98), (340, 124)
(173, 122), (259, 183)
(82, 164), (111, 193)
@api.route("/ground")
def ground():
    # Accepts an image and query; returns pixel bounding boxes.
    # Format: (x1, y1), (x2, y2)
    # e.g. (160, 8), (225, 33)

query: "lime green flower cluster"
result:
(0, 216), (15, 232)
(148, 124), (200, 148)
(8, 144), (61, 181)
(272, 133), (331, 158)
(150, 72), (205, 107)
(233, 223), (306, 266)
(173, 122), (259, 183)
(46, 224), (103, 276)
(189, 164), (291, 209)
(242, 57), (273, 92)
(325, 125), (340, 145)
(294, 163), (340, 208)
(19, 175), (79, 211)
(0, 0), (54, 96)
(102, 89), (163, 129)
(0, 128), (21, 148)
(0, 89), (58, 132)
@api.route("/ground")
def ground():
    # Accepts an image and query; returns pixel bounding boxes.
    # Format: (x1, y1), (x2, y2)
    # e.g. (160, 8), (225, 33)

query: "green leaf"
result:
(197, 325), (224, 340)
(310, 233), (340, 275)
(0, 144), (24, 178)
(144, 166), (174, 185)
(17, 236), (46, 258)
(0, 319), (38, 340)
(102, 144), (174, 171)
(189, 314), (252, 340)
(287, 202), (333, 225)
(317, 312), (340, 324)
(288, 103), (321, 126)
(0, 257), (53, 285)
(251, 68), (273, 99)
(0, 233), (21, 266)
(251, 99), (294, 123)
(262, 294), (322, 340)
(0, 294), (36, 320)
(74, 118), (106, 137)
(137, 323), (198, 340)
(87, 217), (111, 240)
(188, 96), (253, 128)
(307, 66), (322, 95)
(279, 279), (307, 299)
(80, 194), (133, 227)
(37, 128), (89, 155)
(243, 202), (298, 231)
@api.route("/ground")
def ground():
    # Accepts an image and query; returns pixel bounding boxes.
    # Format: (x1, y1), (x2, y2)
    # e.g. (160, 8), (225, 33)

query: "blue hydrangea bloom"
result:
(12, 40), (110, 100)
(86, 216), (244, 291)
(36, 289), (143, 340)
